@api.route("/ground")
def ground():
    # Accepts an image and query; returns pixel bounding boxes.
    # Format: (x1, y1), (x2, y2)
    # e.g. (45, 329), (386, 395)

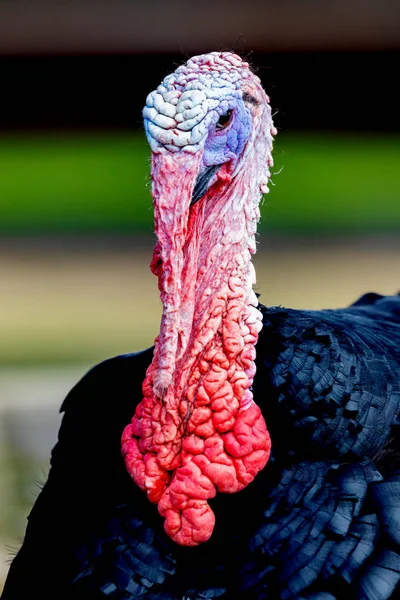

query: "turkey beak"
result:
(149, 150), (203, 399)
(191, 164), (221, 205)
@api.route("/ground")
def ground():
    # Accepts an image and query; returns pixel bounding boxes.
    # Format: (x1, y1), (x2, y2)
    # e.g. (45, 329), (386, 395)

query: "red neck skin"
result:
(122, 129), (272, 546)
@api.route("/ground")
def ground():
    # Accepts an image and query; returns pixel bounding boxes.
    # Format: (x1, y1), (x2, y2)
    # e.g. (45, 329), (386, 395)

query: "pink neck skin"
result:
(122, 101), (273, 547)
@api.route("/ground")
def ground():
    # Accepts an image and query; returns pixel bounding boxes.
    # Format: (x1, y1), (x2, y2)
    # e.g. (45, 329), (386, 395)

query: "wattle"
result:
(122, 271), (271, 546)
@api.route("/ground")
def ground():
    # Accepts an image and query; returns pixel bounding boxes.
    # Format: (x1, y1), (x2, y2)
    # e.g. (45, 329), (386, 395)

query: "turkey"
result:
(2, 52), (400, 600)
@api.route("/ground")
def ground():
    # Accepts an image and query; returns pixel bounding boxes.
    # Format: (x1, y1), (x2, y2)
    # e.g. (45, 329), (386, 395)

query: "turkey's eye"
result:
(216, 110), (233, 131)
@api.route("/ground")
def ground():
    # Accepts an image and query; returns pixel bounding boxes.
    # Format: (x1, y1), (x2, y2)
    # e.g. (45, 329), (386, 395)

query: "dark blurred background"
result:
(1, 0), (400, 587)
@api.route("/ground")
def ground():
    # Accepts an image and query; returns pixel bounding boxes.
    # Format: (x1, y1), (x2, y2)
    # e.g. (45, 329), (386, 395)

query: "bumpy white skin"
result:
(122, 52), (276, 546)
(144, 54), (246, 152)
(143, 52), (275, 167)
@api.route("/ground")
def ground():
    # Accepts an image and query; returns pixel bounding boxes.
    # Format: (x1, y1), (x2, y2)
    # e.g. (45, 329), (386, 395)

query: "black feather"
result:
(2, 294), (400, 599)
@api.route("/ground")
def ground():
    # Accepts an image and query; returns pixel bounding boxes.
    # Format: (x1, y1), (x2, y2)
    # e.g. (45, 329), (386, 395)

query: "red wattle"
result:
(122, 272), (271, 546)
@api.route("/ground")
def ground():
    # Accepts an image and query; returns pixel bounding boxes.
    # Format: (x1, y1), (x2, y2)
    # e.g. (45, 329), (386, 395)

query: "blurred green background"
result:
(2, 132), (400, 235)
(1, 0), (400, 590)
(1, 130), (400, 367)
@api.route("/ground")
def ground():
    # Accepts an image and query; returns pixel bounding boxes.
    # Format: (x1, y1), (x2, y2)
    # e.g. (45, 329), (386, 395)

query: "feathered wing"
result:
(239, 458), (400, 599)
(238, 294), (400, 599)
(257, 294), (400, 463)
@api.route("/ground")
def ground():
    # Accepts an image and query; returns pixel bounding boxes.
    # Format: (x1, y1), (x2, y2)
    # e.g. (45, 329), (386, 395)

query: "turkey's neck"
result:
(122, 153), (271, 547)
(153, 167), (263, 405)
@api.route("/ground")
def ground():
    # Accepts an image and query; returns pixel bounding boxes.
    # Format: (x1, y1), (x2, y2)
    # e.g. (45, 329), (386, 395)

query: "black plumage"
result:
(2, 292), (400, 599)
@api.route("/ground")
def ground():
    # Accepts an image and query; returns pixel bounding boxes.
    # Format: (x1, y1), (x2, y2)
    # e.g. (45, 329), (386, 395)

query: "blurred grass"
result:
(0, 133), (151, 232)
(1, 129), (400, 365)
(1, 241), (399, 366)
(1, 131), (400, 233)
(0, 249), (161, 366)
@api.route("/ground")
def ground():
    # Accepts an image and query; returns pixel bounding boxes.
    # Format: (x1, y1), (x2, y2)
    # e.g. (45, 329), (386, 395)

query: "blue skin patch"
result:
(203, 99), (252, 169)
(190, 97), (253, 204)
